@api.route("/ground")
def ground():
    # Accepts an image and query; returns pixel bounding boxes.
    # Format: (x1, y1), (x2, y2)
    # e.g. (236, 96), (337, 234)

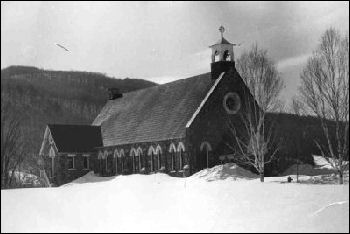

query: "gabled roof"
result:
(93, 73), (223, 146)
(48, 124), (103, 153)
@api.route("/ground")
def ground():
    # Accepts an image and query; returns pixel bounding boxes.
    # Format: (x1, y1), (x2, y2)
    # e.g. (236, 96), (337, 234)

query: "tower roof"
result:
(210, 26), (234, 47)
(212, 36), (233, 46)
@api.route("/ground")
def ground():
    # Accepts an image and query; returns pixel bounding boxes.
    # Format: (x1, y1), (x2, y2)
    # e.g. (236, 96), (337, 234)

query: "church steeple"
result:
(209, 26), (235, 79)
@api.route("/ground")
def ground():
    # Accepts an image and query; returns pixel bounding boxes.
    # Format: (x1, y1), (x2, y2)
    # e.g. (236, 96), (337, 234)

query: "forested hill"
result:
(1, 65), (157, 169)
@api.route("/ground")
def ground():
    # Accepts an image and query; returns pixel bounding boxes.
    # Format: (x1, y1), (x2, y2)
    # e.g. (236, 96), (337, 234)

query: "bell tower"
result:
(210, 26), (236, 80)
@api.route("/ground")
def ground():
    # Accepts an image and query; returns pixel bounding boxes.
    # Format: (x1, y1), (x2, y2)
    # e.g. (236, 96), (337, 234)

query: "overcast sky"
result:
(1, 1), (349, 104)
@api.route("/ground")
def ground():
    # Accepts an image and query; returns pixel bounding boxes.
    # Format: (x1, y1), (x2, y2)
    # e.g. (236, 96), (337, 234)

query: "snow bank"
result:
(1, 170), (349, 232)
(191, 163), (257, 181)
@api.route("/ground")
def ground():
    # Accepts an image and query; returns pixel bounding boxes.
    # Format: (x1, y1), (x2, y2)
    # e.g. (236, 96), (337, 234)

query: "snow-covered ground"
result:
(1, 164), (349, 233)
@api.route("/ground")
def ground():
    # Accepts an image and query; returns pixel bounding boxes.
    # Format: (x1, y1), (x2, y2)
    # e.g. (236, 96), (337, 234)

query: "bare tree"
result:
(1, 101), (25, 189)
(227, 44), (284, 182)
(289, 96), (307, 183)
(299, 28), (349, 184)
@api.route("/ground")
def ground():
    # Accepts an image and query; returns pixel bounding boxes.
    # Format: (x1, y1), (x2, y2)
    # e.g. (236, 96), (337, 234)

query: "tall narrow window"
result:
(179, 150), (183, 170)
(158, 152), (162, 170)
(148, 146), (155, 172)
(49, 147), (55, 177)
(169, 143), (177, 171)
(104, 151), (109, 173)
(67, 155), (75, 170)
(155, 145), (162, 170)
(83, 154), (89, 170)
(200, 141), (212, 169)
(177, 142), (185, 170)
(172, 152), (176, 171)
(137, 147), (143, 171)
(151, 152), (154, 171)
(98, 151), (103, 174)
(130, 148), (138, 173)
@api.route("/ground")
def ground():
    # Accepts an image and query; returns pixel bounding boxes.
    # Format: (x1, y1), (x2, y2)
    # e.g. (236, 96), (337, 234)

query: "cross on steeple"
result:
(219, 26), (225, 38)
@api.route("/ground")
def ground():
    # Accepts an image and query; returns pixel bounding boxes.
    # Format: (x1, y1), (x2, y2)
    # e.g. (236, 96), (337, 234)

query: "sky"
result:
(1, 1), (349, 104)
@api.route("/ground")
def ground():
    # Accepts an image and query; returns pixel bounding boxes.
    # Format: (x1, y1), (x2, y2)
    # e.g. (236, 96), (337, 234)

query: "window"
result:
(200, 142), (212, 169)
(151, 152), (154, 171)
(137, 147), (143, 171)
(148, 146), (156, 172)
(179, 150), (183, 170)
(171, 152), (176, 171)
(157, 152), (162, 170)
(67, 155), (75, 170)
(177, 142), (185, 170)
(223, 50), (231, 61)
(214, 50), (220, 62)
(130, 148), (139, 173)
(155, 145), (162, 170)
(223, 92), (241, 114)
(83, 155), (89, 170)
(169, 143), (177, 171)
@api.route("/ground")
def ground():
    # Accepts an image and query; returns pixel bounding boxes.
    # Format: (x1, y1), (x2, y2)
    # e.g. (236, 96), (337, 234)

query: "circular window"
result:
(223, 92), (241, 114)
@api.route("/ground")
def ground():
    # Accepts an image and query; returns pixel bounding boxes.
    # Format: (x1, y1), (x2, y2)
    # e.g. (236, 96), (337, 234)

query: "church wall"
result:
(187, 69), (254, 174)
(55, 154), (88, 185)
(50, 153), (94, 186)
(96, 138), (188, 177)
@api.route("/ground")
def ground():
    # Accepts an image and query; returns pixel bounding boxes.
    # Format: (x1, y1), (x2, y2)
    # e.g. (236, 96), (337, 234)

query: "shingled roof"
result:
(48, 124), (103, 153)
(93, 72), (221, 146)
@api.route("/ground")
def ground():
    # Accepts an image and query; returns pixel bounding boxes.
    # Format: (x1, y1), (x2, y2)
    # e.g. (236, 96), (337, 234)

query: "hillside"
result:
(1, 65), (157, 169)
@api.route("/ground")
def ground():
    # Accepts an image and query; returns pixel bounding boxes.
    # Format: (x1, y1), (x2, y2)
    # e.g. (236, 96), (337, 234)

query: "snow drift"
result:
(191, 163), (257, 181)
(1, 164), (349, 233)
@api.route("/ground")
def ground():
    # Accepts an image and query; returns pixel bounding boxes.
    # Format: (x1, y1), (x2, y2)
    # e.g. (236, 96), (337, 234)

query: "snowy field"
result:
(1, 164), (349, 233)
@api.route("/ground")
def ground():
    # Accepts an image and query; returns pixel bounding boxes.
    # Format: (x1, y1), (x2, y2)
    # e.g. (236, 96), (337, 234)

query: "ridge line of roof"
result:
(121, 72), (211, 96)
(185, 72), (226, 128)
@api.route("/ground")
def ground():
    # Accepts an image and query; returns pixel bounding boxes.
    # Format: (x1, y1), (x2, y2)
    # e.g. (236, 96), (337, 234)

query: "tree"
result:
(289, 97), (307, 183)
(1, 101), (25, 189)
(299, 28), (349, 184)
(227, 44), (284, 182)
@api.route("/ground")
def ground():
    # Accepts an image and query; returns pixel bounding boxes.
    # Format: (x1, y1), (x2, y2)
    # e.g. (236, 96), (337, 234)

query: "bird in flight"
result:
(55, 43), (69, 52)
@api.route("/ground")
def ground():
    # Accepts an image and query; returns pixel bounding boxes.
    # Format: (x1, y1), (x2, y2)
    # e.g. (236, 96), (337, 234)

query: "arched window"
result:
(148, 146), (156, 172)
(119, 149), (125, 173)
(98, 151), (104, 159)
(223, 50), (231, 61)
(98, 151), (103, 174)
(213, 50), (220, 62)
(169, 143), (177, 171)
(49, 147), (55, 178)
(200, 141), (212, 169)
(114, 149), (124, 175)
(155, 145), (162, 170)
(137, 147), (143, 171)
(177, 142), (185, 170)
(130, 148), (138, 173)
(114, 149), (118, 175)
(103, 150), (109, 173)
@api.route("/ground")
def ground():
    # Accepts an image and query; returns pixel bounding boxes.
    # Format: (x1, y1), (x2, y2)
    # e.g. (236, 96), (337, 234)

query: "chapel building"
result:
(39, 27), (257, 186)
